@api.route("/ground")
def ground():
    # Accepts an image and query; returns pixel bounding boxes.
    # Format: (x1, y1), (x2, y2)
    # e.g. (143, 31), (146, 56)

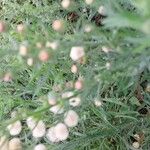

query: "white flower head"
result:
(101, 46), (111, 53)
(94, 99), (102, 107)
(26, 117), (37, 130)
(32, 121), (46, 138)
(9, 138), (22, 150)
(52, 20), (64, 32)
(50, 105), (64, 114)
(7, 121), (22, 136)
(64, 110), (79, 127)
(55, 123), (69, 141)
(34, 144), (47, 150)
(62, 91), (74, 99)
(69, 97), (81, 107)
(46, 127), (60, 143)
(70, 46), (85, 61)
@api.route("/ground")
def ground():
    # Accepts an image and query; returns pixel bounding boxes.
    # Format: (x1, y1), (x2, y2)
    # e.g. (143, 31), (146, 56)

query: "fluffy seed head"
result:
(55, 123), (69, 141)
(70, 46), (85, 61)
(64, 110), (79, 127)
(7, 121), (22, 136)
(74, 80), (83, 90)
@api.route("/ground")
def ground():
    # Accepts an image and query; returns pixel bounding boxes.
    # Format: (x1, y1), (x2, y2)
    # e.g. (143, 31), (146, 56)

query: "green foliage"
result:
(0, 0), (150, 149)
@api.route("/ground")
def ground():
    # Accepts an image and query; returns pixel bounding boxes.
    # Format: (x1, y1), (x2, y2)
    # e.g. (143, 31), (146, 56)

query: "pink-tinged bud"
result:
(64, 110), (79, 127)
(38, 50), (49, 62)
(74, 80), (83, 90)
(52, 20), (64, 32)
(47, 92), (57, 105)
(19, 45), (28, 56)
(71, 64), (78, 74)
(3, 72), (12, 82)
(0, 21), (5, 33)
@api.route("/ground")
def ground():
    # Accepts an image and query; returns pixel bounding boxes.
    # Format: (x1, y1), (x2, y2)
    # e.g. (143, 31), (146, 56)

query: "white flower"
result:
(62, 91), (74, 99)
(46, 127), (59, 143)
(47, 92), (57, 105)
(132, 142), (140, 149)
(19, 45), (27, 56)
(94, 99), (102, 107)
(32, 121), (46, 138)
(45, 41), (58, 50)
(0, 136), (9, 150)
(64, 110), (79, 127)
(84, 25), (92, 33)
(55, 123), (69, 141)
(69, 97), (81, 107)
(27, 58), (33, 66)
(9, 138), (22, 150)
(52, 20), (64, 32)
(26, 117), (37, 130)
(7, 121), (22, 136)
(71, 65), (78, 74)
(105, 62), (111, 70)
(34, 144), (47, 150)
(70, 46), (85, 61)
(61, 0), (71, 9)
(50, 105), (64, 114)
(98, 5), (105, 15)
(85, 0), (94, 5)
